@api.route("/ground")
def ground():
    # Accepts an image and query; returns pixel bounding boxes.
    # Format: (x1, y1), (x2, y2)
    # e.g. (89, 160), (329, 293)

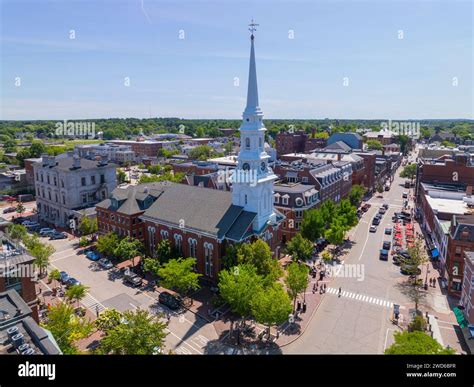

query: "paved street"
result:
(44, 235), (219, 355)
(283, 156), (422, 354)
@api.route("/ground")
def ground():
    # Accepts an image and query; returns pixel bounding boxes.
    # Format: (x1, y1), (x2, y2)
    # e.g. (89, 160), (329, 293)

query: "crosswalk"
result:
(325, 287), (397, 309)
(81, 293), (107, 314)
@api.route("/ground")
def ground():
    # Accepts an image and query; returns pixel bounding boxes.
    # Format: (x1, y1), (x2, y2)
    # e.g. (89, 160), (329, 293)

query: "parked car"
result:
(383, 203), (389, 210)
(158, 291), (180, 310)
(379, 249), (389, 261)
(59, 271), (70, 284)
(85, 250), (100, 261)
(402, 192), (408, 199)
(2, 206), (16, 214)
(98, 258), (113, 270)
(372, 217), (380, 226)
(39, 228), (55, 237)
(379, 207), (386, 214)
(25, 222), (40, 230)
(123, 271), (142, 287)
(50, 231), (67, 240)
(66, 277), (81, 287)
(384, 227), (392, 235)
(369, 225), (377, 233)
(12, 217), (26, 224)
(382, 241), (391, 250)
(21, 220), (36, 226)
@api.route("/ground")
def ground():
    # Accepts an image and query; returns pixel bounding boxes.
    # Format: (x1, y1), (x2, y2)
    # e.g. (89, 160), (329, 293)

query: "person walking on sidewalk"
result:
(338, 287), (342, 297)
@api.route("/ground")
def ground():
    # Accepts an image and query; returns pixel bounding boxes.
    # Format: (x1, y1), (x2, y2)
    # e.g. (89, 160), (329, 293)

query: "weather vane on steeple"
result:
(248, 19), (259, 40)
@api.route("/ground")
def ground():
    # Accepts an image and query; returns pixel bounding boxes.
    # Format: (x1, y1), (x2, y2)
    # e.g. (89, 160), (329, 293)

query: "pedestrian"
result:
(312, 283), (316, 294)
(338, 287), (342, 297)
(323, 283), (326, 293)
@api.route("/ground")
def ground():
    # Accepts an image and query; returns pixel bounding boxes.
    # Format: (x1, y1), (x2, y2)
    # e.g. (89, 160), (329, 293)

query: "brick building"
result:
(446, 214), (474, 296)
(0, 233), (39, 323)
(416, 153), (474, 201)
(461, 251), (474, 324)
(274, 182), (319, 243)
(96, 182), (170, 241)
(109, 140), (174, 159)
(275, 130), (327, 157)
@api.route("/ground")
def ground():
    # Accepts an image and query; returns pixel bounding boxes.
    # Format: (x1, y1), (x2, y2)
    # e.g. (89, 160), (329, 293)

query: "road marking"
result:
(328, 288), (394, 309)
(81, 293), (107, 314)
(165, 329), (203, 354)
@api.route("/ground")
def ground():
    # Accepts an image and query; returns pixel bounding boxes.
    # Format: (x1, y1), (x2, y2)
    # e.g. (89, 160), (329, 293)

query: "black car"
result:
(372, 217), (380, 226)
(383, 241), (391, 250)
(59, 271), (70, 284)
(158, 292), (180, 310)
(65, 277), (81, 288)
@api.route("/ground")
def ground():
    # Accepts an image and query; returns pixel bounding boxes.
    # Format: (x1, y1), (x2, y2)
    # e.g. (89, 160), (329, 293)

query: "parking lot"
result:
(44, 235), (219, 354)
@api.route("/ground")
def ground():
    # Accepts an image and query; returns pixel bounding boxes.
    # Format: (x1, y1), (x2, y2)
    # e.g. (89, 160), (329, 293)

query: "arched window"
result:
(188, 238), (197, 258)
(174, 234), (183, 254)
(204, 243), (214, 277)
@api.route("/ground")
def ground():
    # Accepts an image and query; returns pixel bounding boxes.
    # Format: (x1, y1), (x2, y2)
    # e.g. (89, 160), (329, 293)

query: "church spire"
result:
(243, 19), (262, 118)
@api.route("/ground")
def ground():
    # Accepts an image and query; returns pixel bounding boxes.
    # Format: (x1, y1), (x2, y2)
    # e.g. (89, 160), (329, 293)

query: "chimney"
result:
(73, 155), (81, 169)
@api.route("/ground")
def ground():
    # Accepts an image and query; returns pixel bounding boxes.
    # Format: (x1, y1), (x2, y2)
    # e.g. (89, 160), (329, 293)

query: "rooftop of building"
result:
(0, 232), (35, 266)
(0, 289), (61, 355)
(274, 182), (317, 193)
(34, 156), (117, 171)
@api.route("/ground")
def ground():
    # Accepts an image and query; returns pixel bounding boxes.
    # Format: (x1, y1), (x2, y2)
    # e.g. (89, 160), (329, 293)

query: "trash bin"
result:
(302, 302), (307, 313)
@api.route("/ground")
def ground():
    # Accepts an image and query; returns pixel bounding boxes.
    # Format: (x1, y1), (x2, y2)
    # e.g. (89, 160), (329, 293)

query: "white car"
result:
(369, 225), (377, 233)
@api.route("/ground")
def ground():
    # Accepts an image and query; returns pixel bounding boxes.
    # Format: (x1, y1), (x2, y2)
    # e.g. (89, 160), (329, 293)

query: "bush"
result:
(409, 315), (427, 332)
(79, 236), (89, 247)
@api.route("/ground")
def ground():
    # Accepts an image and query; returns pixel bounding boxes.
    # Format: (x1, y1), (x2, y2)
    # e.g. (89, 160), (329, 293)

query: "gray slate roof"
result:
(143, 184), (257, 239)
(35, 157), (117, 171)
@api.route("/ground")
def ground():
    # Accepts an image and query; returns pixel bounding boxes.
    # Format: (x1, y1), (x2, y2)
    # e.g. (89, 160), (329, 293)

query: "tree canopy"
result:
(385, 331), (456, 354)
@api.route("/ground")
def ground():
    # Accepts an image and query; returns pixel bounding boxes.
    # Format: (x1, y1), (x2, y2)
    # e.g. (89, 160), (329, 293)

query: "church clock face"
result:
(242, 163), (250, 171)
(260, 162), (266, 172)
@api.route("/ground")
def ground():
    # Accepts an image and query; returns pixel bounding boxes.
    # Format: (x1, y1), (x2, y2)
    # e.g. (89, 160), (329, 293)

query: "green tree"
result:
(188, 145), (214, 161)
(16, 203), (25, 216)
(29, 140), (46, 158)
(138, 172), (184, 184)
(157, 258), (201, 302)
(348, 185), (366, 207)
(285, 262), (309, 312)
(400, 163), (417, 181)
(409, 315), (427, 332)
(98, 309), (167, 355)
(114, 237), (143, 266)
(95, 309), (123, 332)
(301, 209), (325, 241)
(385, 331), (456, 354)
(78, 216), (97, 239)
(335, 199), (358, 230)
(48, 268), (61, 284)
(6, 224), (27, 247)
(28, 240), (55, 277)
(324, 218), (345, 255)
(376, 183), (384, 194)
(154, 239), (174, 263)
(65, 284), (89, 308)
(366, 139), (383, 150)
(117, 168), (127, 184)
(42, 302), (93, 354)
(286, 233), (314, 262)
(252, 283), (292, 339)
(219, 264), (264, 321)
(236, 239), (282, 283)
(319, 199), (336, 227)
(96, 232), (120, 256)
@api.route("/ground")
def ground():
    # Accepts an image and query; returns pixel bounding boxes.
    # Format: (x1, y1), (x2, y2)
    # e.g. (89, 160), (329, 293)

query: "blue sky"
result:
(1, 0), (472, 120)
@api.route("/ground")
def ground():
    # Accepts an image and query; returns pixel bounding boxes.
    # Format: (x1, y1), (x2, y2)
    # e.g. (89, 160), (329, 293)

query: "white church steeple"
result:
(232, 20), (277, 232)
